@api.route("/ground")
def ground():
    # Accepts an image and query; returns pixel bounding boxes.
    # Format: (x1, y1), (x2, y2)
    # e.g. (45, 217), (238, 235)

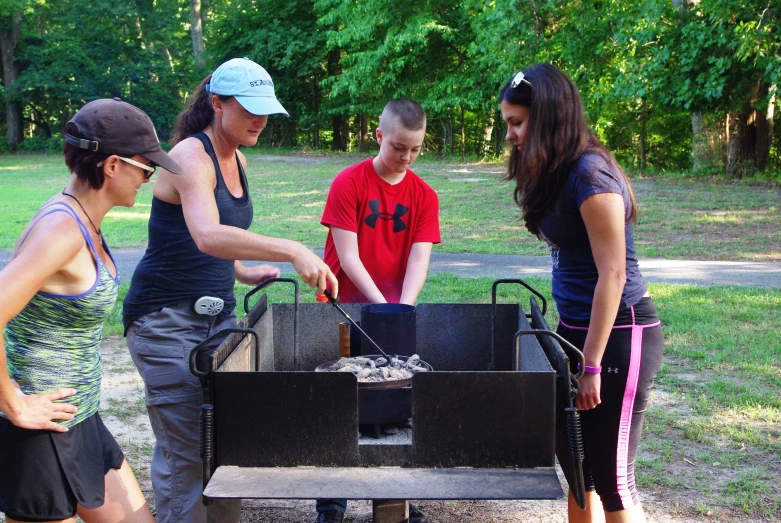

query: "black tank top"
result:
(122, 132), (253, 331)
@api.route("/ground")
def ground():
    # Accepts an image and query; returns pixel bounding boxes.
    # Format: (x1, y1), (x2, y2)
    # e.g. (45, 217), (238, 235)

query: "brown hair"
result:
(170, 75), (232, 145)
(380, 98), (427, 132)
(500, 63), (637, 237)
(62, 122), (110, 189)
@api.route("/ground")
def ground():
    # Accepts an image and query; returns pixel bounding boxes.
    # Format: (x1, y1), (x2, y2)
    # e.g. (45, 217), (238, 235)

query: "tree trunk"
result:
(459, 105), (466, 161)
(639, 98), (647, 170)
(439, 117), (447, 156)
(0, 10), (23, 149)
(331, 115), (346, 151)
(726, 80), (774, 178)
(691, 112), (709, 172)
(358, 113), (368, 152)
(444, 114), (454, 155)
(755, 82), (775, 172)
(493, 110), (504, 155)
(726, 99), (756, 179)
(483, 113), (494, 156)
(29, 104), (51, 138)
(327, 48), (346, 151)
(189, 0), (206, 68)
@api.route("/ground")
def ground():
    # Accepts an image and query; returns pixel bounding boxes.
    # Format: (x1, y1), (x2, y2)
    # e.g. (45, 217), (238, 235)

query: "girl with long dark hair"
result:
(500, 63), (663, 523)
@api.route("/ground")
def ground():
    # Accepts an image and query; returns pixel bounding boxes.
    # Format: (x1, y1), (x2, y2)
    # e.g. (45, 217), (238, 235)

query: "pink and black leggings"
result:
(557, 296), (664, 512)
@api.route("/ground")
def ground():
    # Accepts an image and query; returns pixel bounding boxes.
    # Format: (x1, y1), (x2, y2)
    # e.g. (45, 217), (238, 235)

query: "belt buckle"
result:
(194, 296), (224, 316)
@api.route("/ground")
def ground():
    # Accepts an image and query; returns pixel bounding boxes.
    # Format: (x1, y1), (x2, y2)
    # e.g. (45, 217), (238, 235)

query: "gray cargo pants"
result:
(127, 301), (242, 523)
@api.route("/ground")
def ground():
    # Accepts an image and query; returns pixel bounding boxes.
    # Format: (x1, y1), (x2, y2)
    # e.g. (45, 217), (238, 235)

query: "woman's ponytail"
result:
(170, 75), (216, 145)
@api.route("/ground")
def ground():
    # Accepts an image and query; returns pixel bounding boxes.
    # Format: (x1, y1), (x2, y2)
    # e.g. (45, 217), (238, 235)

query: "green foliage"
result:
(15, 134), (62, 153)
(209, 0), (328, 147)
(10, 0), (194, 142)
(1, 0), (780, 177)
(315, 2), (480, 112)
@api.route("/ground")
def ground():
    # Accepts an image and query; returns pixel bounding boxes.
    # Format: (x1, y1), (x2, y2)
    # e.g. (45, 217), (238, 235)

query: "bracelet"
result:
(579, 364), (602, 374)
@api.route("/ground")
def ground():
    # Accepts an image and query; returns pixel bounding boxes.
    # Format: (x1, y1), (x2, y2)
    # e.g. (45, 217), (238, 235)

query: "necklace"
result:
(61, 189), (102, 240)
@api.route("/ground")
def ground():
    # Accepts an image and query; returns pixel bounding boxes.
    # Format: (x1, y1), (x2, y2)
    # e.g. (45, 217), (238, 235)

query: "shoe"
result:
(315, 509), (345, 523)
(409, 504), (428, 523)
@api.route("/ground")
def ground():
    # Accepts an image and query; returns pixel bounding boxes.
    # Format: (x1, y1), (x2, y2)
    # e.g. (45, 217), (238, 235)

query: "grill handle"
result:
(189, 328), (260, 385)
(490, 279), (547, 370)
(512, 329), (585, 379)
(243, 277), (300, 370)
(566, 407), (587, 509)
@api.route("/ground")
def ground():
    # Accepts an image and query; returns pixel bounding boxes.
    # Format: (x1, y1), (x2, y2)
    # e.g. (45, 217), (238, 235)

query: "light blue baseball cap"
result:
(206, 57), (289, 117)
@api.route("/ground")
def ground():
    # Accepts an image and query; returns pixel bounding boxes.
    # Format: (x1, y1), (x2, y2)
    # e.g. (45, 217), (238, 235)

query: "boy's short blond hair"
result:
(379, 98), (427, 132)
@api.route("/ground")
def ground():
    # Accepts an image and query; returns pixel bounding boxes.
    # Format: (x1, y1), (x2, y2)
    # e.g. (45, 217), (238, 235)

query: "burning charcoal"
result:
(329, 358), (351, 371)
(320, 354), (429, 382)
(406, 354), (421, 367)
(387, 369), (403, 380)
(375, 357), (388, 366)
(389, 369), (413, 380)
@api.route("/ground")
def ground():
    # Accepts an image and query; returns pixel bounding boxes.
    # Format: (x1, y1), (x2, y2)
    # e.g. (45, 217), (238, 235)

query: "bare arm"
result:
(159, 141), (337, 296)
(234, 260), (280, 286)
(400, 242), (433, 305)
(0, 217), (81, 431)
(331, 226), (386, 303)
(575, 192), (628, 411)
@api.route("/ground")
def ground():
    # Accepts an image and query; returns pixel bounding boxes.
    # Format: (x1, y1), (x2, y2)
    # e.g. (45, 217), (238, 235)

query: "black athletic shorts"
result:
(558, 297), (664, 512)
(0, 411), (125, 522)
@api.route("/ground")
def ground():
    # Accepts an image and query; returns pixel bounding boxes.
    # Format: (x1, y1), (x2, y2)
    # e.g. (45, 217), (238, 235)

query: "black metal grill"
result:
(189, 278), (586, 517)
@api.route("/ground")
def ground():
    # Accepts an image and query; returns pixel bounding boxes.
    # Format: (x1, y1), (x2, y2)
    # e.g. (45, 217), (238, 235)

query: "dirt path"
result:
(97, 337), (767, 523)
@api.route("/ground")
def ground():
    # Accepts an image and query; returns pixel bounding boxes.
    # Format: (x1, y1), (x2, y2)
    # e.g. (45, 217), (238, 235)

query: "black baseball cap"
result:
(65, 98), (183, 174)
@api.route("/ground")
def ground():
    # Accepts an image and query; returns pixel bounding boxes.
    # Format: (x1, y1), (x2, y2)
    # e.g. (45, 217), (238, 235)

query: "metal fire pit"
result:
(189, 278), (586, 519)
(314, 355), (434, 390)
(315, 354), (434, 433)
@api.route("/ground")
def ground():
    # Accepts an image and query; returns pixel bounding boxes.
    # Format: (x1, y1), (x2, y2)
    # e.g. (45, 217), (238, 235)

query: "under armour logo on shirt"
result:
(607, 367), (619, 374)
(364, 200), (408, 232)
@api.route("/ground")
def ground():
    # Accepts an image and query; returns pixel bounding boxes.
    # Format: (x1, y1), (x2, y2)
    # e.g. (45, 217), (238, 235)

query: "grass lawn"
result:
(1, 152), (779, 261)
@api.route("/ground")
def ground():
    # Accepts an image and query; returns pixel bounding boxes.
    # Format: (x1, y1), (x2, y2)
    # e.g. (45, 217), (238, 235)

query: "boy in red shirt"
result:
(316, 98), (439, 523)
(321, 98), (441, 305)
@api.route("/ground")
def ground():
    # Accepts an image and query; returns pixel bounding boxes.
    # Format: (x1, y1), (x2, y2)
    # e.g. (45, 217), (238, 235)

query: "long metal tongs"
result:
(323, 290), (394, 367)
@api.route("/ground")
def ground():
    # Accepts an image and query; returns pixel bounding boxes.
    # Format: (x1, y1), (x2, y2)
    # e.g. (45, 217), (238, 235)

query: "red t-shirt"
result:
(321, 158), (441, 303)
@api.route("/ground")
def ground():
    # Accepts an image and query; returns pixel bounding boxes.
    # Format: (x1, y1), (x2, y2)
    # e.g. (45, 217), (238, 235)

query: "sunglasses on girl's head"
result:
(119, 157), (157, 179)
(511, 71), (532, 88)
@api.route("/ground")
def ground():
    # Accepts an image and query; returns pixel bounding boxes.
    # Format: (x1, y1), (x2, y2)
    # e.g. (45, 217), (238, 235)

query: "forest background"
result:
(0, 0), (780, 180)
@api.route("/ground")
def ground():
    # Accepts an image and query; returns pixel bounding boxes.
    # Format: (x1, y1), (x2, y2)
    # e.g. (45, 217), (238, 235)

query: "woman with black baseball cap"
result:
(0, 98), (182, 522)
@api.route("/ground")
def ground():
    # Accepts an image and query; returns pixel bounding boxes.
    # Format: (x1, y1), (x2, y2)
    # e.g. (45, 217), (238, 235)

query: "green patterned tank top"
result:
(3, 203), (119, 428)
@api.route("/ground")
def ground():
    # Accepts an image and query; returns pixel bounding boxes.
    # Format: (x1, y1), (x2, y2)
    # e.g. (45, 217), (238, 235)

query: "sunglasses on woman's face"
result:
(118, 156), (157, 180)
(511, 71), (532, 88)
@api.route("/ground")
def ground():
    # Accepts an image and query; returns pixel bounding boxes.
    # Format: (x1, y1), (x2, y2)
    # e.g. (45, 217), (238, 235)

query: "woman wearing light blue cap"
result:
(123, 57), (339, 523)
